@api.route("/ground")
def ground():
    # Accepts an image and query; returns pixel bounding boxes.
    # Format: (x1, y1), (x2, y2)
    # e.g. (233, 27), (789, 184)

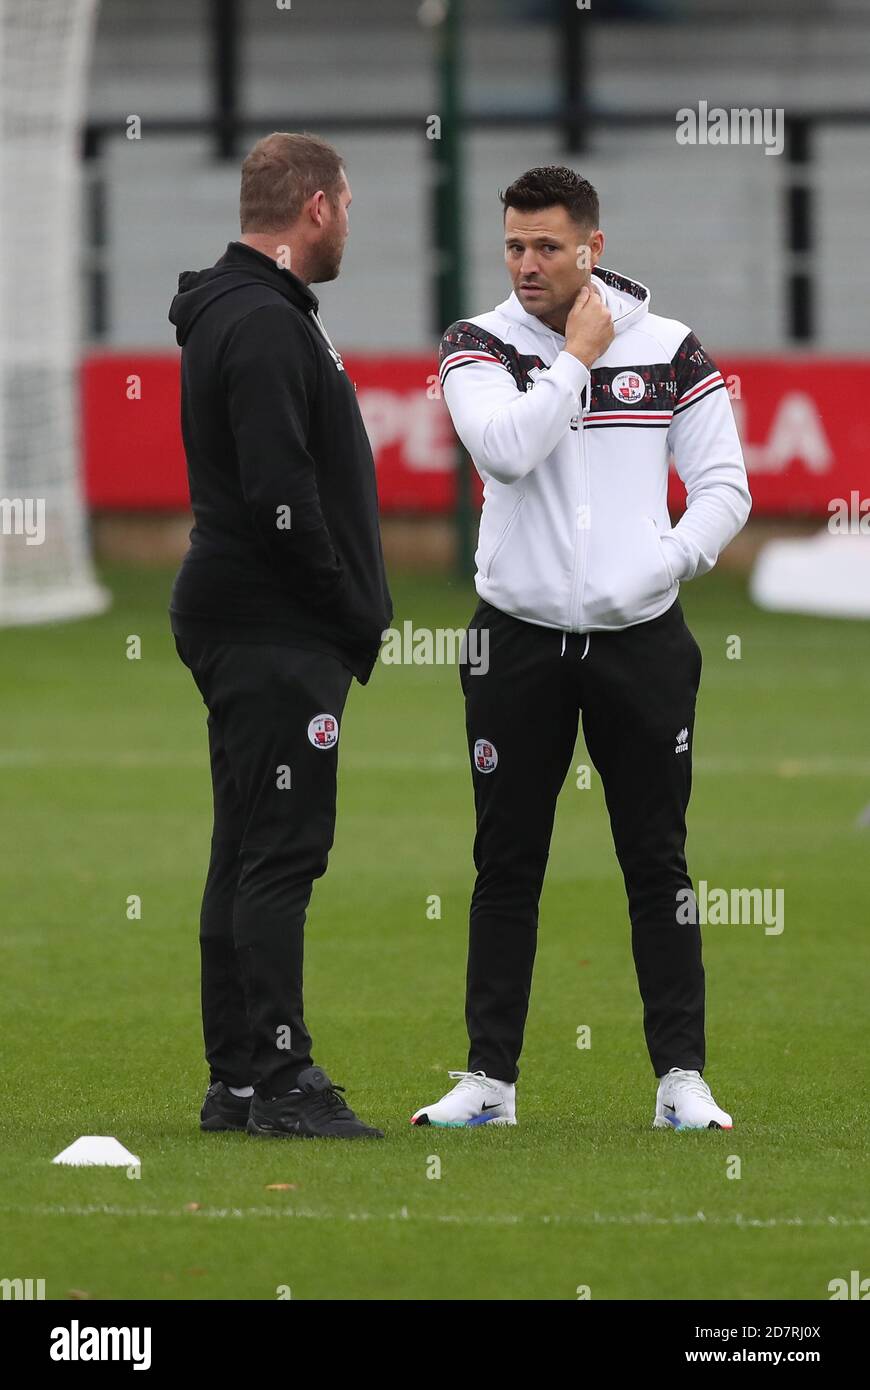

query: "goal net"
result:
(0, 0), (109, 625)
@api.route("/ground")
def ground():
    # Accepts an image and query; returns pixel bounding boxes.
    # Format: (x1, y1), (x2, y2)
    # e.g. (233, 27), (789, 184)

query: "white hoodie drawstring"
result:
(561, 632), (590, 658)
(309, 308), (345, 370)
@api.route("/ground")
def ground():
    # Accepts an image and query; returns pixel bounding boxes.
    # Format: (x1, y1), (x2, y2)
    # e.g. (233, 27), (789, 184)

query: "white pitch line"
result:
(1, 1203), (867, 1229)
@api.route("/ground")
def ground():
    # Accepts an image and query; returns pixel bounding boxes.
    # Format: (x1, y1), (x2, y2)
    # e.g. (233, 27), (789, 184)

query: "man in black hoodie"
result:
(169, 132), (392, 1140)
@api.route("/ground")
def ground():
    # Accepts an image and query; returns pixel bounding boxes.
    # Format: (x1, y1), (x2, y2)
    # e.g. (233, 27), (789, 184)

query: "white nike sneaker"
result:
(410, 1070), (517, 1127)
(653, 1067), (733, 1130)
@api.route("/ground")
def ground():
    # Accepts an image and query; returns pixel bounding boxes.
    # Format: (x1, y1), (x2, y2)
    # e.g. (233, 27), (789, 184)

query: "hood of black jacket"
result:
(168, 241), (320, 346)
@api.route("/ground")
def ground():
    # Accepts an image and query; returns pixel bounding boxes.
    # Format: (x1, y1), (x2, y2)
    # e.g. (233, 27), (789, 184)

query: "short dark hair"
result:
(500, 165), (599, 229)
(240, 131), (346, 233)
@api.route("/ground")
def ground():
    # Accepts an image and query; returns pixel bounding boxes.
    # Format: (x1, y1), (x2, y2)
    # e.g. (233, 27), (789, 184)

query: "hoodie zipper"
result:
(568, 379), (591, 630)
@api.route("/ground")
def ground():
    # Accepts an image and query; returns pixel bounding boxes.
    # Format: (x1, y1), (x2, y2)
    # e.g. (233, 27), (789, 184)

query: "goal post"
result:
(0, 0), (109, 626)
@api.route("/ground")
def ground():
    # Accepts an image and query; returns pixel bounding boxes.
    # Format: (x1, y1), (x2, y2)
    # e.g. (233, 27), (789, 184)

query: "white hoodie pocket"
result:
(480, 493), (525, 581)
(650, 516), (676, 587)
(582, 514), (676, 626)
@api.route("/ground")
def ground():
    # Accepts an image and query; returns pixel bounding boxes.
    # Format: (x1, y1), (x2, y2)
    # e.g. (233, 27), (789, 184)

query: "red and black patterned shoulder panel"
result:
(672, 331), (725, 415)
(439, 321), (547, 393)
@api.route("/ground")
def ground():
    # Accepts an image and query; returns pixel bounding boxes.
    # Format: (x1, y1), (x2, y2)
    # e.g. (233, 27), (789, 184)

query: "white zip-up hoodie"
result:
(439, 266), (751, 632)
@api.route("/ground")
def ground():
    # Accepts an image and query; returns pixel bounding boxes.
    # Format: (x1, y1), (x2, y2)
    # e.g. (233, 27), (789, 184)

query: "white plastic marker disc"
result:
(52, 1136), (140, 1167)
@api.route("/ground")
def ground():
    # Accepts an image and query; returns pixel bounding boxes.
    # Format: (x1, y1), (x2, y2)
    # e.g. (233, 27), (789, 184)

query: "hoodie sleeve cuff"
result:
(661, 531), (693, 582)
(548, 351), (591, 402)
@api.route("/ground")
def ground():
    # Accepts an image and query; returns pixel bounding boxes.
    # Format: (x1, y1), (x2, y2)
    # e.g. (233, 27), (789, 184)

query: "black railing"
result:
(82, 105), (869, 346)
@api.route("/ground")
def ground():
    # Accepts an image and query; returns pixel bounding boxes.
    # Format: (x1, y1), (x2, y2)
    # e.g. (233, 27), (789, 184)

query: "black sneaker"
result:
(247, 1066), (384, 1139)
(200, 1081), (252, 1132)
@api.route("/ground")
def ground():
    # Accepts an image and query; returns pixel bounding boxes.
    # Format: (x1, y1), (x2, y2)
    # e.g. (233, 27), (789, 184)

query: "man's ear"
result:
(308, 189), (327, 227)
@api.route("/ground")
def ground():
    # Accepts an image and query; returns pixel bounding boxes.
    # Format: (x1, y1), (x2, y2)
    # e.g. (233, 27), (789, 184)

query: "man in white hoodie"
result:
(411, 166), (751, 1132)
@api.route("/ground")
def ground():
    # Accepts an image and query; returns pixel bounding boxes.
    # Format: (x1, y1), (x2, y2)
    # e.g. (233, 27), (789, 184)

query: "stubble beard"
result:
(310, 226), (346, 284)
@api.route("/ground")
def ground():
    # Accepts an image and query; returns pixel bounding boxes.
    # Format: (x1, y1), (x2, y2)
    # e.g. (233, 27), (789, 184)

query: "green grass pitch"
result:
(1, 564), (867, 1301)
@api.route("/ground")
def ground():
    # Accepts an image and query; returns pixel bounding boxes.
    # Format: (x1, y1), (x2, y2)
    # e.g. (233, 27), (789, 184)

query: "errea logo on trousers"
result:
(675, 727), (689, 754)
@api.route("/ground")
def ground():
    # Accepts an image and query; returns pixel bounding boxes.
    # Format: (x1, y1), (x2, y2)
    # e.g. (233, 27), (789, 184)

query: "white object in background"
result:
(750, 530), (870, 619)
(0, 0), (109, 626)
(52, 1136), (140, 1167)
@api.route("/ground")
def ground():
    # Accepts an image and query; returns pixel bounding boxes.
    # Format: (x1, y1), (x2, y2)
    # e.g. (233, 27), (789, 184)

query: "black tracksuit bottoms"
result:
(174, 634), (353, 1100)
(460, 595), (705, 1085)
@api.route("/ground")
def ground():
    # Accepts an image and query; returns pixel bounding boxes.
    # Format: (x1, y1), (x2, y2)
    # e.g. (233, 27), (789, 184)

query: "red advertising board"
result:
(81, 351), (870, 516)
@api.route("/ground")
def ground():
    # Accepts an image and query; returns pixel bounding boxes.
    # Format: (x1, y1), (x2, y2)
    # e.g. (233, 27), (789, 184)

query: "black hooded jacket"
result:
(167, 240), (392, 683)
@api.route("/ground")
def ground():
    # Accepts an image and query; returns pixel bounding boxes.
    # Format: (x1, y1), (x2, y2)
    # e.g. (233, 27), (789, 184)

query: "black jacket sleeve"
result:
(220, 301), (351, 613)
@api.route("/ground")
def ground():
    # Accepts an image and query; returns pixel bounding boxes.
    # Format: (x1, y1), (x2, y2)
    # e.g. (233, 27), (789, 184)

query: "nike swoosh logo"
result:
(664, 1103), (677, 1114)
(481, 1102), (501, 1112)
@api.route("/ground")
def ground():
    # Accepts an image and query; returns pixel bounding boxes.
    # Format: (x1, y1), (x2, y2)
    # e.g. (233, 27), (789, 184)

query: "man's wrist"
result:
(661, 532), (692, 582)
(550, 350), (591, 398)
